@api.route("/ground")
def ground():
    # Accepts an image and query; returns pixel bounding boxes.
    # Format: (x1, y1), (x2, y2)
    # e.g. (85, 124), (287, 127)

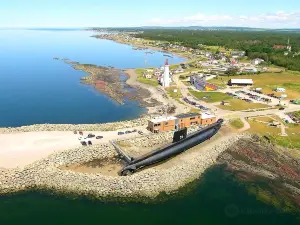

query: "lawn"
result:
(230, 118), (244, 129)
(189, 108), (201, 113)
(218, 99), (267, 111)
(182, 81), (191, 86)
(210, 71), (300, 99)
(135, 68), (159, 87)
(137, 77), (159, 86)
(190, 91), (232, 103)
(208, 78), (227, 88)
(166, 86), (182, 100)
(247, 119), (300, 149)
(252, 115), (282, 123)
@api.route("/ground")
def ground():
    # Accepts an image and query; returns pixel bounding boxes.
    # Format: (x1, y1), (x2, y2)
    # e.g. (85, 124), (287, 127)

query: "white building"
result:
(242, 67), (258, 73)
(160, 59), (171, 87)
(144, 74), (152, 79)
(252, 58), (264, 65)
(228, 79), (254, 86)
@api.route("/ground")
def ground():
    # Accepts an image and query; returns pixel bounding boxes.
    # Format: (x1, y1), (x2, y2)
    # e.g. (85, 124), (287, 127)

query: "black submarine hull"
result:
(120, 119), (223, 176)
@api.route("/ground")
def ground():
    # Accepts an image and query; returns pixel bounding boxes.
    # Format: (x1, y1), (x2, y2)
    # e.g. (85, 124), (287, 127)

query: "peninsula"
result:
(1, 29), (300, 212)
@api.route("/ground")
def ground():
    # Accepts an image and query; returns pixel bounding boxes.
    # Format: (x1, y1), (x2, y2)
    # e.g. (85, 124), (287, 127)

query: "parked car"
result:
(87, 133), (95, 138)
(88, 140), (92, 145)
(279, 107), (285, 110)
(125, 130), (132, 134)
(132, 129), (137, 132)
(81, 141), (87, 146)
(118, 132), (125, 135)
(138, 131), (144, 135)
(96, 136), (103, 139)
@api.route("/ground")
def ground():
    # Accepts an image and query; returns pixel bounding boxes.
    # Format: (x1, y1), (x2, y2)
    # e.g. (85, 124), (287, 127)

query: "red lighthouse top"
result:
(165, 59), (169, 66)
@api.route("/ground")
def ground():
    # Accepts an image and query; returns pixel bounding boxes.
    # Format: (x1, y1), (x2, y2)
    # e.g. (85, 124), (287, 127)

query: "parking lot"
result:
(183, 97), (210, 111)
(0, 127), (149, 168)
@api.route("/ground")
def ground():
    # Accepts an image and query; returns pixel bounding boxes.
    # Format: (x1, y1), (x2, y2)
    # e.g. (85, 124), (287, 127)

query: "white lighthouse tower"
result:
(161, 59), (170, 87)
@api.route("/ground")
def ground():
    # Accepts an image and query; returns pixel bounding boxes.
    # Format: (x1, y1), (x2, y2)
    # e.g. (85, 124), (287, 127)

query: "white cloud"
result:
(147, 11), (300, 28)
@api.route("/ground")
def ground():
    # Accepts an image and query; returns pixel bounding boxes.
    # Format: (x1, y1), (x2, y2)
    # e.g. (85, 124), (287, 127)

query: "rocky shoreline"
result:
(0, 117), (150, 133)
(0, 124), (249, 201)
(217, 136), (300, 212)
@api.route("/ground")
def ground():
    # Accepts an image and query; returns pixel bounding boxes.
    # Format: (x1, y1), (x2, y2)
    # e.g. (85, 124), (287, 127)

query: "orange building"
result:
(147, 116), (177, 133)
(148, 113), (217, 133)
(201, 113), (217, 125)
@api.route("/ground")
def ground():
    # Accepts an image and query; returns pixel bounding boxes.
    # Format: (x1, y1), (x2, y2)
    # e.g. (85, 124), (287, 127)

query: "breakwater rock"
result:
(0, 117), (150, 133)
(0, 128), (249, 201)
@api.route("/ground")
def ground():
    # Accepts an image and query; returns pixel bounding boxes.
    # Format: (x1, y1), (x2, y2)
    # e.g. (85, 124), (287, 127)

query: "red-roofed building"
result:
(273, 45), (286, 50)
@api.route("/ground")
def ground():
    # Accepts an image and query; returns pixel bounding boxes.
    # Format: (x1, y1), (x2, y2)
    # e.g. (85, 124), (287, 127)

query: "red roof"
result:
(273, 45), (286, 49)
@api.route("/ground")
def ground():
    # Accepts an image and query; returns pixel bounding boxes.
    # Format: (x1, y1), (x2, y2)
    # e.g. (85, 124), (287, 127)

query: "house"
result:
(209, 67), (228, 73)
(242, 67), (258, 73)
(201, 113), (217, 125)
(273, 45), (286, 50)
(252, 58), (264, 65)
(190, 74), (206, 90)
(154, 71), (161, 76)
(231, 51), (246, 58)
(190, 74), (218, 91)
(144, 74), (152, 79)
(174, 68), (184, 73)
(228, 79), (253, 86)
(147, 113), (217, 133)
(147, 116), (177, 133)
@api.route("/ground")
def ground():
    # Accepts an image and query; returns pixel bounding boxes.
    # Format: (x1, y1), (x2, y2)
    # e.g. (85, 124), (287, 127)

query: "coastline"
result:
(124, 68), (190, 115)
(91, 34), (191, 63)
(0, 123), (248, 201)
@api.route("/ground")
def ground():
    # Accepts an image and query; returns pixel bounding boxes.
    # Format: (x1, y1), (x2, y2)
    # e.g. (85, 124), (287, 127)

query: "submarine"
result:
(112, 119), (224, 176)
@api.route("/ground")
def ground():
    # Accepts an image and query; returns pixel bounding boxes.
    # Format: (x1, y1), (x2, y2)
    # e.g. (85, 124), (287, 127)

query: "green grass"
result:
(189, 108), (201, 113)
(230, 118), (244, 129)
(190, 91), (232, 103)
(218, 99), (268, 111)
(166, 86), (182, 100)
(248, 119), (300, 149)
(282, 83), (300, 92)
(137, 77), (159, 86)
(182, 81), (191, 86)
(135, 68), (159, 87)
(210, 71), (300, 99)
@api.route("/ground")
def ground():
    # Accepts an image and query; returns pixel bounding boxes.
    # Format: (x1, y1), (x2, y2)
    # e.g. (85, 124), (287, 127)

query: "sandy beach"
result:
(0, 128), (146, 169)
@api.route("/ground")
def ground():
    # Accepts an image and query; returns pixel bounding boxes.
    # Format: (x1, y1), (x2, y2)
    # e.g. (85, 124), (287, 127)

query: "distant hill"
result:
(92, 26), (300, 33)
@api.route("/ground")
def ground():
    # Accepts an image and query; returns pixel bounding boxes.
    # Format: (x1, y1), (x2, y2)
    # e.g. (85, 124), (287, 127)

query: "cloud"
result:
(147, 11), (300, 28)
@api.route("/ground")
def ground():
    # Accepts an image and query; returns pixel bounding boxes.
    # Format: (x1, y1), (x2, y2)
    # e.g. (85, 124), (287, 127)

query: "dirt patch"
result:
(61, 157), (125, 176)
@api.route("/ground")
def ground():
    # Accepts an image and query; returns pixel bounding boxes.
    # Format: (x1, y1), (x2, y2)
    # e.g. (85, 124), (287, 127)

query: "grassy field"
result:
(210, 71), (300, 99)
(252, 115), (282, 123)
(247, 119), (300, 149)
(135, 68), (159, 87)
(182, 81), (191, 86)
(166, 86), (182, 100)
(190, 91), (232, 103)
(189, 108), (201, 113)
(229, 118), (244, 129)
(218, 99), (267, 111)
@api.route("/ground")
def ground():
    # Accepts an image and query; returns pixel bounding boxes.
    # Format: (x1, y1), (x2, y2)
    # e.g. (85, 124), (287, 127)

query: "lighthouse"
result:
(161, 59), (170, 87)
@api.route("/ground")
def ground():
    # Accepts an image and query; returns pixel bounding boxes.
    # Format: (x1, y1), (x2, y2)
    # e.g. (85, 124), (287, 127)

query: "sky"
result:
(1, 0), (300, 28)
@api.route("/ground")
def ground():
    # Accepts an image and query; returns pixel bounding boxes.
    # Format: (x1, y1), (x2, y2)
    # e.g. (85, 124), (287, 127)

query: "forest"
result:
(134, 29), (300, 71)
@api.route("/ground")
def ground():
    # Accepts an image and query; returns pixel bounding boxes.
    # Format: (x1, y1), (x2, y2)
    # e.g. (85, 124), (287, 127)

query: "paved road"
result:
(173, 73), (300, 124)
